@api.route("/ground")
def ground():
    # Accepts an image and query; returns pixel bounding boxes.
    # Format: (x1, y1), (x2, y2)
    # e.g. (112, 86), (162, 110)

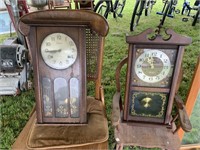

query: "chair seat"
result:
(114, 122), (180, 150)
(12, 97), (108, 149)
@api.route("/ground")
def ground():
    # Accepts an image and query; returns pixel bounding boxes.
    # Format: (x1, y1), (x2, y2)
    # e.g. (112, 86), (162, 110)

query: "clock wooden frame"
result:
(18, 10), (108, 125)
(124, 29), (192, 124)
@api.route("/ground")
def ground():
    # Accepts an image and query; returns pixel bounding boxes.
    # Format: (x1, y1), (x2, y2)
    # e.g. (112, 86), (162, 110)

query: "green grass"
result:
(0, 0), (200, 149)
(182, 93), (200, 145)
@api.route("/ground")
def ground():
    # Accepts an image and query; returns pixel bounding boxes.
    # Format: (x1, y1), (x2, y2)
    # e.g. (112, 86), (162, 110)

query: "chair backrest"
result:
(74, 0), (94, 10)
(48, 0), (72, 9)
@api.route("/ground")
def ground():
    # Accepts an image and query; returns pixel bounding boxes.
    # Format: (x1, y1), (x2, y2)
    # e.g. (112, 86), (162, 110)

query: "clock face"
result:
(135, 49), (170, 83)
(132, 48), (177, 87)
(41, 33), (77, 70)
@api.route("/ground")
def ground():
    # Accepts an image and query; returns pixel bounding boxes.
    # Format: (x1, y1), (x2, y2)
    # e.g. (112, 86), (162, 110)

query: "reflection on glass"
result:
(182, 93), (200, 145)
(42, 78), (53, 117)
(54, 78), (69, 118)
(70, 77), (79, 118)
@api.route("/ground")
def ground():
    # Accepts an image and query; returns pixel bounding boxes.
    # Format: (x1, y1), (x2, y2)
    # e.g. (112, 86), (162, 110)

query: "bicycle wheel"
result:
(192, 8), (200, 26)
(130, 0), (145, 31)
(94, 0), (110, 19)
(160, 0), (172, 26)
(114, 0), (126, 17)
(145, 0), (153, 16)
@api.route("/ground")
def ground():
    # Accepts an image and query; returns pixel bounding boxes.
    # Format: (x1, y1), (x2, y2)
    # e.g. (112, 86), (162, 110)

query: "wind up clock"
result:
(124, 28), (192, 124)
(18, 10), (89, 124)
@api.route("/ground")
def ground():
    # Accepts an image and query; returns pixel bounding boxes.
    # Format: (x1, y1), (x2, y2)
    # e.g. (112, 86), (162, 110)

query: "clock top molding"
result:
(18, 9), (109, 37)
(126, 28), (192, 46)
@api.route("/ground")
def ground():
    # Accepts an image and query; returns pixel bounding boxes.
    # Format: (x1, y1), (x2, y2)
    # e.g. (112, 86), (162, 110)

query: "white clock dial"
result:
(41, 33), (77, 69)
(135, 49), (171, 83)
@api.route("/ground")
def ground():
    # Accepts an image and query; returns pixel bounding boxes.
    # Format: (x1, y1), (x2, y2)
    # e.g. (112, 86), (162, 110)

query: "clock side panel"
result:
(28, 27), (44, 122)
(124, 44), (135, 121)
(164, 47), (185, 124)
(35, 26), (87, 124)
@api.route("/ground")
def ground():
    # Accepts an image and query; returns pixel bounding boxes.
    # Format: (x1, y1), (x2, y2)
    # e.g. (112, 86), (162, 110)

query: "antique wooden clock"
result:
(124, 28), (192, 124)
(18, 10), (88, 124)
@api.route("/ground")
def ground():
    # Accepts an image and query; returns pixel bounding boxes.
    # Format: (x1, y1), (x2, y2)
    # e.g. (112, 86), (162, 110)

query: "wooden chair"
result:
(12, 10), (109, 150)
(74, 0), (94, 10)
(112, 29), (192, 150)
(48, 0), (72, 9)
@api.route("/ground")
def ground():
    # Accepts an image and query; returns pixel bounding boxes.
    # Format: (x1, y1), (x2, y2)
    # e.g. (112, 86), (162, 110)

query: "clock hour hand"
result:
(45, 49), (62, 53)
(146, 57), (154, 69)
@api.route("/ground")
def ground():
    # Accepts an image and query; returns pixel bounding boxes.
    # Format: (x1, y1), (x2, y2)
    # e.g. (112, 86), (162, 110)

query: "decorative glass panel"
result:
(69, 77), (79, 118)
(42, 78), (53, 117)
(54, 78), (69, 118)
(130, 91), (168, 119)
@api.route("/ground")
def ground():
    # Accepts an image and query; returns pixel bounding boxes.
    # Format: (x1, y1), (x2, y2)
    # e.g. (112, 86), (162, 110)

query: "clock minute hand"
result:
(45, 49), (62, 53)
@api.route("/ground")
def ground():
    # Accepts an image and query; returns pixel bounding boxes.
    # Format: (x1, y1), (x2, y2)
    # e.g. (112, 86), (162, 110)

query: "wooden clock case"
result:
(112, 28), (192, 149)
(12, 9), (109, 150)
(124, 28), (192, 125)
(18, 9), (109, 125)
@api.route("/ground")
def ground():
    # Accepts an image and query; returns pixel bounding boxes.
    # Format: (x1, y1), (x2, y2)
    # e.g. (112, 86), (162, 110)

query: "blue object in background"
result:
(0, 11), (15, 34)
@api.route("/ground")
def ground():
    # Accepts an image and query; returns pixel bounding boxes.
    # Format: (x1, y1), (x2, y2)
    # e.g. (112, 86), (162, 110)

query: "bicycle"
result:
(130, 0), (156, 31)
(94, 0), (126, 19)
(157, 0), (180, 26)
(181, 0), (200, 26)
(192, 6), (200, 26)
(181, 0), (191, 15)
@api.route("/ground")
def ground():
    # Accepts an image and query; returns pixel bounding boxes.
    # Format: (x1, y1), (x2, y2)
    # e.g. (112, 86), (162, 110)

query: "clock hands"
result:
(45, 49), (75, 53)
(45, 49), (62, 53)
(146, 56), (154, 69)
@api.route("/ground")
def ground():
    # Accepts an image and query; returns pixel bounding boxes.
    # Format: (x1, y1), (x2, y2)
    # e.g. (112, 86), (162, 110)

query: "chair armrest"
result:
(115, 57), (127, 92)
(112, 92), (121, 127)
(174, 95), (192, 132)
(112, 57), (127, 127)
